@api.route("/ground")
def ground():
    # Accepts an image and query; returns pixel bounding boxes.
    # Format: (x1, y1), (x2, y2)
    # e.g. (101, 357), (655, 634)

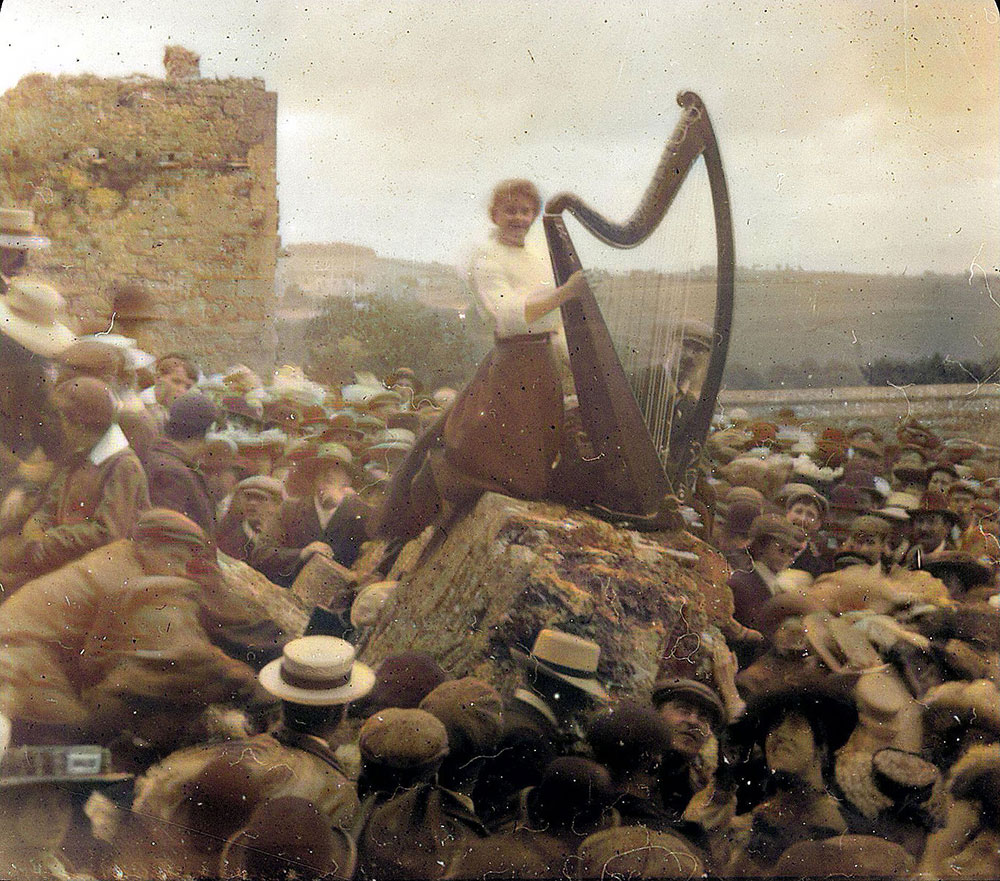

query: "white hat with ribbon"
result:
(259, 636), (375, 706)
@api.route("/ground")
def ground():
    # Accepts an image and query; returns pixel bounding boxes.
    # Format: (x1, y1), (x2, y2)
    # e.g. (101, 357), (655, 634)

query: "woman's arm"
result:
(523, 270), (587, 325)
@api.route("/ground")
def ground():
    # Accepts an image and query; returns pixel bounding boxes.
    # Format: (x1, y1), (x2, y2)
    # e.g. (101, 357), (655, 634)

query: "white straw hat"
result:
(0, 208), (51, 250)
(259, 636), (375, 706)
(512, 628), (609, 700)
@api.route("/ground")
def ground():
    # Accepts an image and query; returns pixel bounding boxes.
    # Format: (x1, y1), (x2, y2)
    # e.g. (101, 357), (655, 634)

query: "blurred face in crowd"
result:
(911, 512), (950, 553)
(314, 463), (354, 510)
(57, 414), (103, 455)
(927, 469), (954, 497)
(758, 535), (799, 572)
(0, 246), (28, 277)
(786, 499), (822, 537)
(155, 358), (196, 408)
(492, 193), (539, 248)
(658, 696), (712, 760)
(843, 527), (887, 564)
(765, 710), (818, 777)
(238, 488), (281, 532)
(949, 488), (975, 527)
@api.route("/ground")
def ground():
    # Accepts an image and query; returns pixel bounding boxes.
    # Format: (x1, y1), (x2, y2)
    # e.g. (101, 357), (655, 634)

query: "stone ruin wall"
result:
(0, 49), (279, 373)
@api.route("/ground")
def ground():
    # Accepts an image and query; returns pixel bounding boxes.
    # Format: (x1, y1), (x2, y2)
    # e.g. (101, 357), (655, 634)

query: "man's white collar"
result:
(88, 423), (130, 465)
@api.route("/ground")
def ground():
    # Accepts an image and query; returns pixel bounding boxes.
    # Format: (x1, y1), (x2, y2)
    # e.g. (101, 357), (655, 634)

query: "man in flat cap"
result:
(249, 443), (373, 587)
(1, 377), (149, 587)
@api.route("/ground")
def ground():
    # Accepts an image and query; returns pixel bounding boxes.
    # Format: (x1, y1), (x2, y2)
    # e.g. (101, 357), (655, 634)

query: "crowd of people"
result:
(0, 199), (998, 880)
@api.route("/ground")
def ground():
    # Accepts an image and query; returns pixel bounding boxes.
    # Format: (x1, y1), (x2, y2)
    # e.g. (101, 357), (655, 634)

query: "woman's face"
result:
(492, 194), (539, 247)
(765, 710), (818, 776)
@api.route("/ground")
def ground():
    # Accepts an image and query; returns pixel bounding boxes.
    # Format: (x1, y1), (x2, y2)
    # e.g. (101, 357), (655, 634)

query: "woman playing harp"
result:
(374, 179), (588, 549)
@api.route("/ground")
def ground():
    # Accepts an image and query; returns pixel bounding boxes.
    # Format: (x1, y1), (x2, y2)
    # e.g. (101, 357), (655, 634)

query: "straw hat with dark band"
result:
(511, 628), (609, 700)
(258, 636), (374, 706)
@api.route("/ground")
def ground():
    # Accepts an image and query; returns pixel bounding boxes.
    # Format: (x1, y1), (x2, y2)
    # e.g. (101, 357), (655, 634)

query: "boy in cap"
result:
(726, 514), (806, 632)
(1, 377), (149, 586)
(780, 483), (832, 576)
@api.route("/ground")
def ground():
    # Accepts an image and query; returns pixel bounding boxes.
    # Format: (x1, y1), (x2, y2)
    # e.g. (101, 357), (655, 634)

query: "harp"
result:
(544, 91), (734, 518)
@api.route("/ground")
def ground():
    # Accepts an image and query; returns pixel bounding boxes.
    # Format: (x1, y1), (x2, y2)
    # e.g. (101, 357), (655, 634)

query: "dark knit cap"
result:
(166, 391), (218, 440)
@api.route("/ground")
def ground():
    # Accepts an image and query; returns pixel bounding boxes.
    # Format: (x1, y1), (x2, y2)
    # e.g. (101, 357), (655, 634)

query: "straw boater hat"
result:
(512, 628), (609, 700)
(0, 277), (76, 358)
(0, 207), (50, 250)
(258, 636), (375, 706)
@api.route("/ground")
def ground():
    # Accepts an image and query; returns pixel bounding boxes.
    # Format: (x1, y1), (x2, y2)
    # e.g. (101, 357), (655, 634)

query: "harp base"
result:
(583, 494), (688, 533)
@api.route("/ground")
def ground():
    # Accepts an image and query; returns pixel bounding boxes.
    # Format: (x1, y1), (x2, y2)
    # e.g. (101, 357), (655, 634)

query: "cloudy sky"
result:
(1, 0), (997, 274)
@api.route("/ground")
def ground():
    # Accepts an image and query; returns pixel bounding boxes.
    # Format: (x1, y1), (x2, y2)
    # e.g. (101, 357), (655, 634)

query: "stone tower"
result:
(0, 46), (279, 372)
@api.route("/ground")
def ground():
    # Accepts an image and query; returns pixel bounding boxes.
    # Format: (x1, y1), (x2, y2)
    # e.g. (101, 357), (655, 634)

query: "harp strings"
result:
(587, 159), (709, 469)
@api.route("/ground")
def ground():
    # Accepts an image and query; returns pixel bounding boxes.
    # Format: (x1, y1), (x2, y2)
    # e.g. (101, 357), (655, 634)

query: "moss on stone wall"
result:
(0, 63), (279, 372)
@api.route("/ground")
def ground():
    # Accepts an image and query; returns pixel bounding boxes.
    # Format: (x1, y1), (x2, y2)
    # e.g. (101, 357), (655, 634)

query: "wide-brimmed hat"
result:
(511, 628), (609, 700)
(258, 636), (374, 706)
(921, 551), (995, 588)
(0, 277), (75, 357)
(0, 207), (50, 250)
(111, 282), (161, 321)
(734, 677), (857, 753)
(649, 677), (725, 729)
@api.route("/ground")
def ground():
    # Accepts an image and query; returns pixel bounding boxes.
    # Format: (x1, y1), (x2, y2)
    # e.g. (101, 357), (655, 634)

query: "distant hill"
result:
(278, 243), (999, 384)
